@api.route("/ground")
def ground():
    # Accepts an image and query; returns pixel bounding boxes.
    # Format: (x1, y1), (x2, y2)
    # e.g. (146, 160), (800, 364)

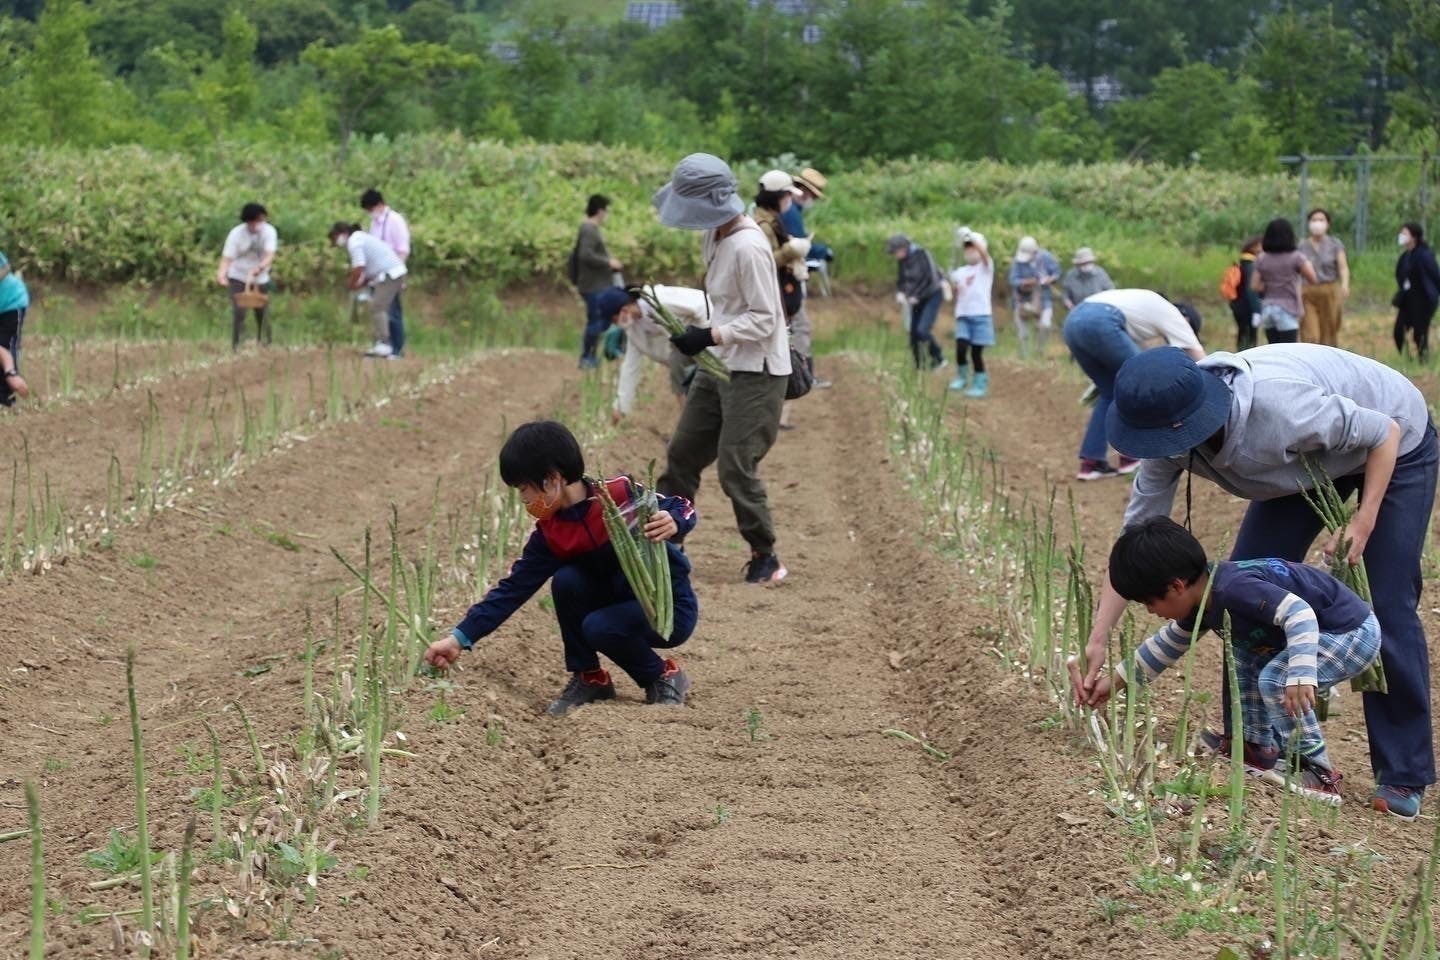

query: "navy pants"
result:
(581, 290), (613, 362)
(1225, 424), (1439, 787)
(551, 560), (698, 686)
(908, 291), (944, 369)
(0, 307), (25, 407)
(1063, 302), (1139, 463)
(387, 290), (405, 357)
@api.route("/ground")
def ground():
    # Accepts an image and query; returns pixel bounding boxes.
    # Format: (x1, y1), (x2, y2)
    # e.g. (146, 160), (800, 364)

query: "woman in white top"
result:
(1062, 288), (1205, 481)
(591, 285), (709, 423)
(946, 227), (994, 398)
(216, 202), (278, 350)
(327, 222), (408, 358)
(651, 153), (792, 585)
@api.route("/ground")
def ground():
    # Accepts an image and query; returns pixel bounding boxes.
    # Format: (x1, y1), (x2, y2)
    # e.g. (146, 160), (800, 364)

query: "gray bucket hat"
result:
(652, 153), (745, 230)
(885, 233), (911, 254)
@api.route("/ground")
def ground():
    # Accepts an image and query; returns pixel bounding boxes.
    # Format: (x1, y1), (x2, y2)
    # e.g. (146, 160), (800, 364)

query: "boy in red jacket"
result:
(424, 421), (698, 715)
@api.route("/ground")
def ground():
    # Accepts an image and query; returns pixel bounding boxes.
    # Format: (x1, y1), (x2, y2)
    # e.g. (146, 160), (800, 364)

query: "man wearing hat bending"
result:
(1008, 236), (1061, 358)
(1061, 247), (1115, 311)
(653, 153), (792, 585)
(1076, 344), (1438, 822)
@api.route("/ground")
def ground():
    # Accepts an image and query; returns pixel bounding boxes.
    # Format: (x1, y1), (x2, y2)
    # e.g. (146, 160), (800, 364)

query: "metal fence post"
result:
(1298, 156), (1310, 229)
(1355, 155), (1371, 254)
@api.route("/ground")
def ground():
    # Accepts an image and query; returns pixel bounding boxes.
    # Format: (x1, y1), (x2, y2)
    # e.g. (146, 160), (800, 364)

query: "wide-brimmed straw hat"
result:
(794, 167), (827, 198)
(652, 153), (745, 230)
(1106, 348), (1234, 460)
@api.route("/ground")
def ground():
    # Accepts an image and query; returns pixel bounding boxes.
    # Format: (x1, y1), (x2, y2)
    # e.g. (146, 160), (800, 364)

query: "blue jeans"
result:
(0, 307), (23, 407)
(1062, 302), (1139, 462)
(550, 560), (698, 686)
(1226, 424), (1439, 787)
(387, 290), (405, 357)
(908, 291), (944, 368)
(581, 290), (613, 361)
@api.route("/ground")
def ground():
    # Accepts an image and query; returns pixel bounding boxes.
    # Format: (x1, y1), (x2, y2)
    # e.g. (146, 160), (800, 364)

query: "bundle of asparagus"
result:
(634, 284), (730, 382)
(595, 464), (675, 639)
(1299, 455), (1387, 694)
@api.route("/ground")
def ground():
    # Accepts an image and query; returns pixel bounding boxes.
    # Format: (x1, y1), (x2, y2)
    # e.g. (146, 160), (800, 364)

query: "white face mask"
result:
(1400, 233), (1412, 248)
(963, 250), (981, 265)
(1309, 219), (1328, 237)
(334, 235), (348, 248)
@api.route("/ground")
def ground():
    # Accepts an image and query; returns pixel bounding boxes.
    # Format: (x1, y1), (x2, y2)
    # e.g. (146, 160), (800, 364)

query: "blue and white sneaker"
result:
(1373, 785), (1425, 821)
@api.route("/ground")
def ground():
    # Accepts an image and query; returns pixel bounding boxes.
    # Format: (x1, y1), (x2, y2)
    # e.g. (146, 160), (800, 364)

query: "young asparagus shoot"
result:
(26, 780), (43, 960)
(125, 648), (155, 944)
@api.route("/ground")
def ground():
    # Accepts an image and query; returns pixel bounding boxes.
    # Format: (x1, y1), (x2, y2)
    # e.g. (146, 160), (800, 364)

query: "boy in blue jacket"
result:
(424, 421), (698, 715)
(1073, 516), (1381, 807)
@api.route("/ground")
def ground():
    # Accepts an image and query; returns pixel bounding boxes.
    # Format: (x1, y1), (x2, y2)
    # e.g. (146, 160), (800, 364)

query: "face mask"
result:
(1309, 219), (1328, 237)
(334, 236), (347, 248)
(1078, 265), (1093, 276)
(963, 250), (981, 265)
(1400, 233), (1412, 248)
(524, 481), (562, 521)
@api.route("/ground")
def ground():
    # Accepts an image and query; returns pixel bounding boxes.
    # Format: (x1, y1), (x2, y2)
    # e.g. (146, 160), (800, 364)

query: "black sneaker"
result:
(545, 670), (616, 716)
(644, 658), (691, 706)
(1076, 458), (1120, 481)
(743, 551), (788, 584)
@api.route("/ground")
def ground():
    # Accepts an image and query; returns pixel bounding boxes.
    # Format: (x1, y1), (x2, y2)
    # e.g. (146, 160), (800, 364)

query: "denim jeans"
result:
(1226, 424), (1439, 787)
(387, 289), (405, 357)
(581, 290), (613, 361)
(550, 561), (698, 686)
(1062, 302), (1139, 462)
(908, 291), (944, 368)
(0, 306), (23, 406)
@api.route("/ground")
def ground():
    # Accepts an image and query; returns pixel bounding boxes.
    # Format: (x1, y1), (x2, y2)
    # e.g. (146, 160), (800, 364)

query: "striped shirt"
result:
(1125, 560), (1370, 689)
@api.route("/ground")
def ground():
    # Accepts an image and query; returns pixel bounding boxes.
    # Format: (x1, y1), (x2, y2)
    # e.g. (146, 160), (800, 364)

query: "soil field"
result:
(2, 295), (1438, 959)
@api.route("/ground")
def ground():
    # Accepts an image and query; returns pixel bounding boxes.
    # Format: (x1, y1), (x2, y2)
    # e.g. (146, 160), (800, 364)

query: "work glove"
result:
(784, 237), (812, 259)
(670, 324), (716, 357)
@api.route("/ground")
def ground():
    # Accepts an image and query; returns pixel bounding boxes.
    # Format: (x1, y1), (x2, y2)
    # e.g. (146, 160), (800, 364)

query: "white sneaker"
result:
(365, 341), (394, 358)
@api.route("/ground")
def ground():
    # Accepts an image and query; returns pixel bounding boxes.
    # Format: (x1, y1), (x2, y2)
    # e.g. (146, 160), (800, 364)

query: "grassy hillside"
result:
(0, 136), (1413, 302)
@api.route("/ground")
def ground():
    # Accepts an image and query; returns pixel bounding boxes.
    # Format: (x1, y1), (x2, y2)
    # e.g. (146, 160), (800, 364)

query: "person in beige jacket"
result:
(653, 153), (793, 585)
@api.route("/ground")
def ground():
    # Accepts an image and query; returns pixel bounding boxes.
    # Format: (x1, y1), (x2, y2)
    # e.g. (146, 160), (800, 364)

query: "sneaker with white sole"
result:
(365, 341), (394, 358)
(1373, 784), (1424, 821)
(1118, 456), (1142, 475)
(743, 551), (787, 584)
(1076, 458), (1120, 481)
(1285, 762), (1343, 806)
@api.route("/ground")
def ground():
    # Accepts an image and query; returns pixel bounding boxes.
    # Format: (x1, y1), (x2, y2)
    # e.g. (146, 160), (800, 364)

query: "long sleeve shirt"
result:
(896, 245), (943, 301)
(575, 220), (614, 294)
(702, 219), (791, 376)
(1122, 344), (1431, 530)
(369, 207), (411, 260)
(1122, 560), (1371, 688)
(452, 478), (697, 647)
(615, 286), (709, 415)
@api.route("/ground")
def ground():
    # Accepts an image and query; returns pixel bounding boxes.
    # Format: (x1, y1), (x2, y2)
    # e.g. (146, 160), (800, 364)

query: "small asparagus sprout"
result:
(176, 819), (196, 960)
(1298, 455), (1387, 693)
(1223, 614), (1247, 831)
(635, 285), (730, 383)
(126, 648), (155, 944)
(200, 719), (224, 851)
(594, 467), (674, 638)
(26, 780), (43, 960)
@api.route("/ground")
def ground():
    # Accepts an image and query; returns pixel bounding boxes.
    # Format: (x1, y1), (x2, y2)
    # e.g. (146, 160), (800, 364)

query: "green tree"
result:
(1383, 0), (1440, 147)
(219, 7), (259, 120)
(28, 0), (107, 144)
(1110, 62), (1278, 170)
(302, 24), (479, 159)
(1243, 8), (1367, 155)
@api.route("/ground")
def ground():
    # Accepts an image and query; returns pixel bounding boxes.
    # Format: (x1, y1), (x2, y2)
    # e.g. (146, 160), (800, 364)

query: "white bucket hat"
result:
(652, 154), (746, 230)
(1014, 236), (1039, 263)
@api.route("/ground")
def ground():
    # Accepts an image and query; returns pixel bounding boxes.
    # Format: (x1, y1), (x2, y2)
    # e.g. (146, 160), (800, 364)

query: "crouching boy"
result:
(1072, 516), (1381, 805)
(423, 421), (698, 715)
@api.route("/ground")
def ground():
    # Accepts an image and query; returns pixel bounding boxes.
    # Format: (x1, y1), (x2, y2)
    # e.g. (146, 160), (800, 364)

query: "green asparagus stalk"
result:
(126, 648), (154, 946)
(637, 285), (730, 383)
(594, 472), (674, 638)
(1298, 456), (1387, 694)
(25, 780), (43, 960)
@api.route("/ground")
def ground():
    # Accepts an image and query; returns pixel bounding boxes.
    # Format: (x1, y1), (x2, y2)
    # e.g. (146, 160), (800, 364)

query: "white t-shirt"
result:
(1086, 288), (1201, 352)
(222, 222), (279, 283)
(346, 231), (407, 284)
(949, 260), (994, 317)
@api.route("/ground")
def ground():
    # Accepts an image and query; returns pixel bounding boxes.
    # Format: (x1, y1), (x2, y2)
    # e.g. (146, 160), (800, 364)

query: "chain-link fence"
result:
(1280, 153), (1438, 253)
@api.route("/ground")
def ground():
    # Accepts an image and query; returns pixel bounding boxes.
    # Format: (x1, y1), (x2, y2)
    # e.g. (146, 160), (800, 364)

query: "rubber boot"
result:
(963, 371), (989, 398)
(948, 364), (969, 392)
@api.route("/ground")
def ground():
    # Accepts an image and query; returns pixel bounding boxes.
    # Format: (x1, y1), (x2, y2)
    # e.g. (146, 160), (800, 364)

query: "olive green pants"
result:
(659, 369), (788, 554)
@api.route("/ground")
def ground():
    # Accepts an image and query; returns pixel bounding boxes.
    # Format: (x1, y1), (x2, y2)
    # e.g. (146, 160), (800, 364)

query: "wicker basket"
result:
(233, 283), (269, 309)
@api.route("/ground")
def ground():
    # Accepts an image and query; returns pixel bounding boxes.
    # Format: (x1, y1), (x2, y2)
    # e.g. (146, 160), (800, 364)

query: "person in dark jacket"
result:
(888, 233), (946, 371)
(574, 195), (624, 369)
(1228, 236), (1263, 351)
(1395, 222), (1440, 362)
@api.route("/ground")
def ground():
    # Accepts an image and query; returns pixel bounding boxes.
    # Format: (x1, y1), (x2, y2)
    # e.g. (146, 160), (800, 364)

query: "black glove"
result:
(670, 324), (716, 357)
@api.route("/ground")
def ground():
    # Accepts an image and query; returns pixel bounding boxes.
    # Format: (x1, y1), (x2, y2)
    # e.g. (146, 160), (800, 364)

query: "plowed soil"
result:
(2, 306), (1438, 959)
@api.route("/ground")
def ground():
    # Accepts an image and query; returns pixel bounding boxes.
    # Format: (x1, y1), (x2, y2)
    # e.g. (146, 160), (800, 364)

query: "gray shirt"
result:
(1255, 250), (1308, 316)
(1123, 344), (1430, 529)
(1062, 265), (1115, 306)
(1301, 235), (1345, 285)
(575, 220), (613, 294)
